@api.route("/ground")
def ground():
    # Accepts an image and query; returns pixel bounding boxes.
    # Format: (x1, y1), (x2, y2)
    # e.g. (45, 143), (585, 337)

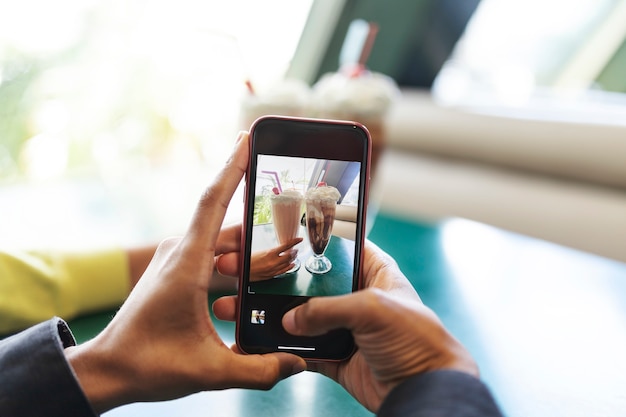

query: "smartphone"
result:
(236, 115), (371, 361)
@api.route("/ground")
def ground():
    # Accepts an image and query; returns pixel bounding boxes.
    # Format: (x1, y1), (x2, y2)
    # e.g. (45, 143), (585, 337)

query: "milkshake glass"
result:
(270, 189), (304, 274)
(304, 185), (341, 274)
(239, 78), (312, 131)
(311, 69), (399, 179)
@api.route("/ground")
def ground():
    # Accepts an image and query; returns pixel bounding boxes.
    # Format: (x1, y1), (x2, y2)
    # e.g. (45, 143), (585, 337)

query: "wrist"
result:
(441, 344), (480, 378)
(65, 337), (134, 414)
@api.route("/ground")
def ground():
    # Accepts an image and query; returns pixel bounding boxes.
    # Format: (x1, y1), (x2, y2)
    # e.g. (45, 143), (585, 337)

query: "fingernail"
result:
(214, 256), (223, 276)
(235, 131), (247, 145)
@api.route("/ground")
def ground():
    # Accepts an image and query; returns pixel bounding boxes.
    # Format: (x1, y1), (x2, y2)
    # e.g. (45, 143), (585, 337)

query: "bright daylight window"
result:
(433, 0), (626, 111)
(0, 0), (313, 182)
(0, 0), (312, 249)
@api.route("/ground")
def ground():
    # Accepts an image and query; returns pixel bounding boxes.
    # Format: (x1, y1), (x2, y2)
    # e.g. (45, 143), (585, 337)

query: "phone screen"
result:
(236, 116), (371, 361)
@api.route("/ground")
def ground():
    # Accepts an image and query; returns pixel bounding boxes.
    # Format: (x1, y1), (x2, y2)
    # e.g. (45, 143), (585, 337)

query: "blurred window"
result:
(290, 0), (479, 87)
(0, 0), (312, 181)
(292, 0), (626, 104)
(433, 0), (626, 105)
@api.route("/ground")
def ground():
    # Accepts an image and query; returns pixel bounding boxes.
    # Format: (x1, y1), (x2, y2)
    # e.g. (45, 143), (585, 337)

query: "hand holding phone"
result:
(236, 116), (371, 361)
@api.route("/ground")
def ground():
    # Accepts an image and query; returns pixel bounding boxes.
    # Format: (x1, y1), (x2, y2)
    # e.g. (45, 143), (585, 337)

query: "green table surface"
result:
(68, 212), (626, 417)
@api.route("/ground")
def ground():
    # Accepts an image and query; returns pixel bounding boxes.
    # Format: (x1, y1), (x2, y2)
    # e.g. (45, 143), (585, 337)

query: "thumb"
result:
(222, 353), (307, 390)
(282, 290), (385, 337)
(185, 131), (249, 251)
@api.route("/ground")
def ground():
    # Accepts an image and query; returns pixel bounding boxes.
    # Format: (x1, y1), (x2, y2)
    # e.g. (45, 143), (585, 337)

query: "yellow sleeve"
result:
(0, 248), (130, 334)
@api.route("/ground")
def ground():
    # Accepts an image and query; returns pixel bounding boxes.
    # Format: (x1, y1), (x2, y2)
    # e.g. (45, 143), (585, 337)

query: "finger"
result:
(272, 261), (296, 277)
(226, 344), (309, 379)
(274, 237), (303, 253)
(230, 343), (245, 355)
(215, 223), (242, 256)
(283, 288), (398, 337)
(227, 353), (307, 390)
(185, 132), (249, 251)
(215, 252), (240, 277)
(361, 240), (420, 299)
(212, 295), (238, 321)
(277, 248), (298, 263)
(267, 251), (298, 274)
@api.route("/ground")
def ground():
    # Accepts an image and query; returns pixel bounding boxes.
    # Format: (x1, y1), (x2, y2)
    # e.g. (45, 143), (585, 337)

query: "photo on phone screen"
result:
(250, 155), (360, 296)
(237, 116), (370, 361)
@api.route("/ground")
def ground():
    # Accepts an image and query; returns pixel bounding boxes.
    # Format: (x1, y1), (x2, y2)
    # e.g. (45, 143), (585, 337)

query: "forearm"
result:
(0, 249), (130, 334)
(65, 337), (134, 414)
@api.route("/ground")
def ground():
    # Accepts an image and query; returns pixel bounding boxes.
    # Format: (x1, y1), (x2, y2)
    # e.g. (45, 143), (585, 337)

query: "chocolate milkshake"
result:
(304, 185), (341, 274)
(311, 69), (399, 179)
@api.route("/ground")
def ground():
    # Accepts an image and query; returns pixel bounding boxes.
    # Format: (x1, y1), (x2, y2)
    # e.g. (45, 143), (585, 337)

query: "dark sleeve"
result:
(377, 370), (504, 417)
(0, 317), (97, 417)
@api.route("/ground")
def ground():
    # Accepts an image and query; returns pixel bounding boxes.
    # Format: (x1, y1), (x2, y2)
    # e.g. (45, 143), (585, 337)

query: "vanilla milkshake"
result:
(304, 185), (341, 274)
(270, 189), (303, 245)
(239, 78), (312, 131)
(270, 189), (303, 273)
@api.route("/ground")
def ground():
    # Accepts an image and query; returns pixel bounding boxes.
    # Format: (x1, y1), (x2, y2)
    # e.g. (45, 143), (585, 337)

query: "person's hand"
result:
(212, 240), (478, 413)
(249, 237), (303, 281)
(125, 245), (158, 288)
(64, 132), (306, 414)
(213, 230), (302, 281)
(282, 241), (479, 413)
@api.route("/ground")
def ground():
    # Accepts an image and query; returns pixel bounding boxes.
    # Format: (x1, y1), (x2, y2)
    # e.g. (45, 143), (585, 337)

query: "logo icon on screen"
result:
(251, 310), (266, 325)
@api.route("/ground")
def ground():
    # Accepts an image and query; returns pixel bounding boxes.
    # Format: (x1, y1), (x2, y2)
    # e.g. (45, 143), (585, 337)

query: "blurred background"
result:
(1, 0), (625, 258)
(3, 2), (626, 417)
(0, 0), (312, 248)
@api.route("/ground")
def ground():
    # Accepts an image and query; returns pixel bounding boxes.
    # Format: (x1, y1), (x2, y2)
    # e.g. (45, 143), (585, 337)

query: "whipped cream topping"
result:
(270, 189), (303, 201)
(305, 185), (341, 201)
(242, 78), (311, 114)
(312, 71), (400, 117)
